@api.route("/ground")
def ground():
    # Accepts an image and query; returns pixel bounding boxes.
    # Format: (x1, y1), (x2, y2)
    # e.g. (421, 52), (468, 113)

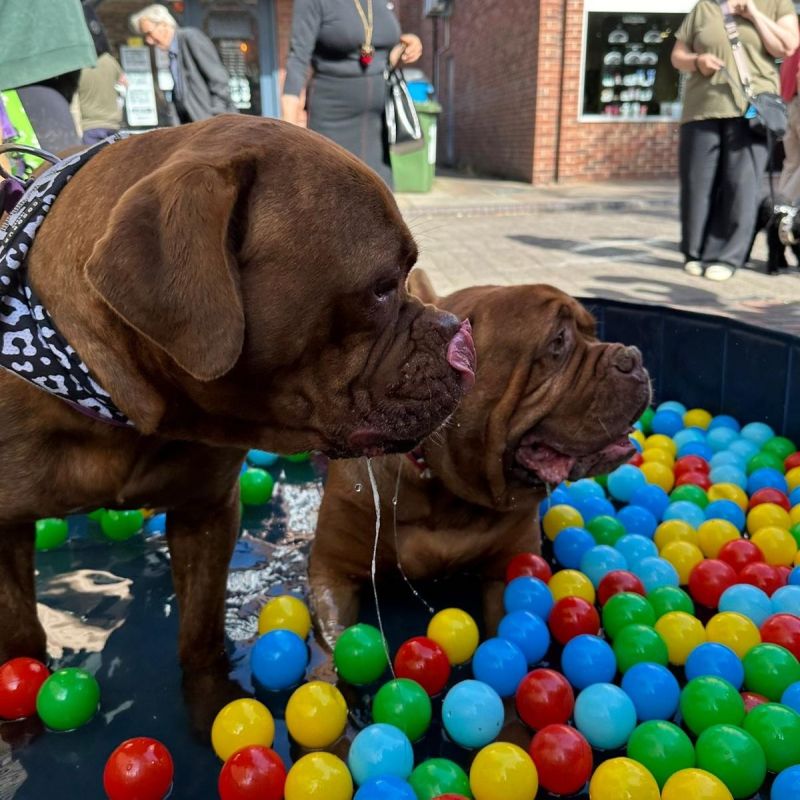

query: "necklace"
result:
(352, 0), (375, 66)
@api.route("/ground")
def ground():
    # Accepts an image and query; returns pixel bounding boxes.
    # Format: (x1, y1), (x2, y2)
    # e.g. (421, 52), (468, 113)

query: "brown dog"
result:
(0, 118), (474, 715)
(309, 271), (650, 648)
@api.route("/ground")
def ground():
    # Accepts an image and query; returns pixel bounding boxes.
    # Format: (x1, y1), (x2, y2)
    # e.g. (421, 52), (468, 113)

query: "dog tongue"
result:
(446, 320), (476, 391)
(516, 443), (576, 485)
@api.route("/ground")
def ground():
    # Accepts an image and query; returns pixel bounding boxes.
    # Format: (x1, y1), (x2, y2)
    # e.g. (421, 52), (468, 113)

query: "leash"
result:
(0, 143), (63, 215)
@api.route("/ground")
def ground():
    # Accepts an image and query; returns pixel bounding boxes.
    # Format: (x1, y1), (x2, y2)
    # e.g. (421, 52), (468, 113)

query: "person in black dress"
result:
(282, 0), (422, 186)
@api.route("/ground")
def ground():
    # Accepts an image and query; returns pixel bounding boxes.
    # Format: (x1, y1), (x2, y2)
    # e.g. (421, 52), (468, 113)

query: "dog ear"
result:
(407, 267), (438, 304)
(84, 161), (245, 382)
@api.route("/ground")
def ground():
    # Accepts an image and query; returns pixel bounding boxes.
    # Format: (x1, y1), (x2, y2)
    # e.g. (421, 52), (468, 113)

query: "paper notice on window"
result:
(119, 46), (158, 128)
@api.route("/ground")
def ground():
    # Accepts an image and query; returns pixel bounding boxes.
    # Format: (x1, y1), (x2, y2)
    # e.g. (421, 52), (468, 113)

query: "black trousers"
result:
(679, 117), (769, 268)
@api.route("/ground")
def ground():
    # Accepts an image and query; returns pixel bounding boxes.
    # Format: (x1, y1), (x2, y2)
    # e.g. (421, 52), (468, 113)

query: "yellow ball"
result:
(795, 549), (800, 567)
(258, 595), (312, 639)
(642, 448), (674, 468)
(470, 742), (539, 800)
(211, 698), (275, 761)
(684, 409), (713, 430)
(787, 467), (800, 493)
(654, 520), (697, 551)
(705, 612), (761, 659)
(655, 611), (706, 665)
(588, 757), (659, 800)
(697, 519), (740, 559)
(707, 483), (749, 511)
(751, 526), (798, 567)
(285, 752), (353, 800)
(542, 505), (584, 541)
(644, 434), (677, 457)
(630, 429), (646, 448)
(747, 503), (792, 535)
(791, 505), (800, 526)
(548, 569), (596, 604)
(641, 461), (675, 493)
(661, 768), (733, 800)
(427, 608), (480, 665)
(660, 541), (704, 585)
(285, 681), (348, 749)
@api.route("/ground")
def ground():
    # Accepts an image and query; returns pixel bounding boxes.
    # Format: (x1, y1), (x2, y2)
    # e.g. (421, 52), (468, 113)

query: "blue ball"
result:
(663, 500), (706, 529)
(539, 488), (571, 517)
(615, 534), (658, 568)
(711, 451), (746, 470)
(657, 401), (687, 416)
(574, 683), (637, 750)
(685, 642), (744, 689)
(498, 610), (550, 667)
(580, 545), (628, 588)
(572, 496), (617, 523)
(247, 449), (280, 468)
(607, 465), (647, 503)
(651, 410), (684, 438)
(472, 638), (528, 698)
(741, 421), (775, 447)
(728, 438), (761, 462)
(791, 487), (800, 508)
(781, 681), (800, 714)
(554, 527), (596, 569)
(673, 428), (707, 451)
(709, 465), (748, 490)
(631, 438), (643, 453)
(568, 479), (606, 503)
(240, 461), (249, 475)
(442, 680), (504, 748)
(630, 485), (671, 521)
(772, 585), (800, 616)
(250, 629), (308, 691)
(561, 634), (617, 690)
(143, 512), (167, 535)
(678, 441), (714, 461)
(355, 776), (416, 800)
(709, 414), (741, 433)
(621, 662), (681, 721)
(789, 566), (800, 587)
(772, 765), (800, 800)
(617, 505), (658, 539)
(503, 577), (554, 619)
(348, 724), (414, 785)
(748, 467), (789, 495)
(719, 584), (773, 627)
(705, 499), (746, 531)
(707, 427), (740, 453)
(633, 557), (680, 592)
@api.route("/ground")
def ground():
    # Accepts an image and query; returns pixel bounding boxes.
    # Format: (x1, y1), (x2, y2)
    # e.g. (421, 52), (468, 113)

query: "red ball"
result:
(675, 471), (712, 490)
(742, 691), (770, 712)
(505, 552), (552, 584)
(433, 796), (470, 800)
(688, 559), (738, 609)
(393, 636), (451, 697)
(749, 488), (791, 513)
(548, 597), (600, 645)
(718, 539), (765, 573)
(103, 738), (174, 800)
(761, 614), (800, 660)
(530, 723), (593, 795)
(218, 746), (286, 800)
(739, 562), (784, 596)
(0, 657), (50, 720)
(776, 566), (792, 586)
(597, 570), (646, 606)
(516, 668), (575, 730)
(629, 453), (644, 467)
(675, 456), (710, 477)
(785, 452), (800, 471)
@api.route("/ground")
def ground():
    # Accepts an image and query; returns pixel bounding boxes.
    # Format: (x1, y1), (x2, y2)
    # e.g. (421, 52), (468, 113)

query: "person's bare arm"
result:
(734, 0), (799, 58)
(671, 39), (724, 76)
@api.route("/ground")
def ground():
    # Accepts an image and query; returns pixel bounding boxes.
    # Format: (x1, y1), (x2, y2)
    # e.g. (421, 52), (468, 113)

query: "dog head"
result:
(81, 117), (475, 457)
(409, 270), (650, 510)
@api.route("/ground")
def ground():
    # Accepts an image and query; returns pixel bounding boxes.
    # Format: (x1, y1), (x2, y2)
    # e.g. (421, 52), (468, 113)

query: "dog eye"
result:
(550, 329), (567, 355)
(374, 279), (397, 300)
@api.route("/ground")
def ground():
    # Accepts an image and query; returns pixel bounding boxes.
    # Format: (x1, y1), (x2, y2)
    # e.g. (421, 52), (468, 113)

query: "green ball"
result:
(409, 758), (472, 800)
(612, 624), (668, 672)
(87, 509), (106, 522)
(647, 585), (695, 619)
(639, 407), (655, 435)
(239, 468), (275, 505)
(695, 724), (767, 800)
(762, 436), (797, 462)
(36, 668), (100, 731)
(594, 474), (608, 489)
(670, 484), (709, 509)
(35, 518), (69, 551)
(602, 593), (656, 639)
(99, 510), (143, 541)
(627, 720), (695, 788)
(283, 452), (311, 463)
(747, 451), (784, 475)
(680, 676), (745, 736)
(333, 623), (388, 685)
(742, 702), (800, 772)
(587, 515), (626, 546)
(791, 523), (800, 550)
(743, 643), (800, 701)
(372, 678), (432, 741)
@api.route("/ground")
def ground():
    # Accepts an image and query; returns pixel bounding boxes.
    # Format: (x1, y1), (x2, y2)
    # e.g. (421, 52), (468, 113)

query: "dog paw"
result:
(181, 663), (248, 741)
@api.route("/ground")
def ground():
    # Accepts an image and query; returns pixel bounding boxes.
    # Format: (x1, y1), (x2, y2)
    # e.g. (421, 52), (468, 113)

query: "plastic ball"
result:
(772, 765), (800, 800)
(709, 414), (741, 432)
(616, 505), (658, 539)
(748, 503), (792, 535)
(695, 723), (766, 800)
(642, 448), (674, 468)
(588, 756), (659, 800)
(647, 585), (695, 618)
(283, 451), (311, 462)
(100, 509), (144, 541)
(472, 638), (528, 698)
(663, 500), (707, 529)
(548, 596), (600, 645)
(660, 541), (704, 585)
(284, 753), (353, 800)
(251, 630), (308, 691)
(334, 623), (388, 684)
(771, 585), (800, 616)
(680, 441), (715, 461)
(672, 481), (710, 505)
(748, 451), (786, 475)
(505, 552), (552, 584)
(539, 488), (571, 517)
(708, 482), (749, 510)
(743, 643), (800, 700)
(35, 517), (68, 550)
(749, 467), (789, 496)
(36, 667), (100, 731)
(621, 662), (681, 720)
(240, 469), (275, 505)
(706, 612), (762, 659)
(542, 505), (584, 541)
(680, 676), (745, 735)
(104, 738), (174, 800)
(641, 461), (675, 493)
(608, 465), (647, 502)
(631, 484), (671, 519)
(718, 584), (773, 627)
(752, 526), (797, 566)
(638, 407), (656, 432)
(503, 577), (554, 619)
(718, 538), (764, 572)
(348, 724), (413, 786)
(612, 624), (668, 672)
(705, 499), (746, 531)
(674, 429), (706, 452)
(689, 559), (738, 608)
(696, 520), (739, 559)
(469, 743), (538, 800)
(587, 514), (627, 546)
(742, 690), (770, 711)
(791, 565), (800, 584)
(685, 642), (744, 688)
(741, 421), (775, 446)
(654, 519), (697, 550)
(568, 478), (606, 502)
(741, 702), (800, 773)
(573, 495), (617, 524)
(212, 699), (275, 761)
(442, 680), (504, 748)
(353, 776), (415, 800)
(708, 427), (740, 453)
(685, 408), (713, 429)
(143, 512), (167, 536)
(627, 720), (694, 788)
(710, 466), (749, 491)
(739, 561), (784, 596)
(645, 432), (678, 455)
(547, 568), (595, 604)
(218, 745), (286, 800)
(602, 592), (656, 638)
(0, 657), (50, 719)
(285, 681), (348, 749)
(372, 678), (432, 741)
(633, 556), (680, 592)
(258, 595), (312, 639)
(661, 768), (733, 800)
(729, 438), (761, 461)
(655, 611), (706, 666)
(651, 409), (684, 437)
(497, 611), (550, 667)
(515, 668), (574, 730)
(784, 681), (800, 715)
(580, 545), (628, 587)
(750, 487), (792, 512)
(529, 723), (592, 795)
(616, 534), (658, 568)
(676, 454), (711, 476)
(789, 466), (800, 491)
(598, 570), (645, 605)
(393, 637), (451, 696)
(574, 683), (637, 749)
(408, 759), (470, 800)
(247, 449), (279, 468)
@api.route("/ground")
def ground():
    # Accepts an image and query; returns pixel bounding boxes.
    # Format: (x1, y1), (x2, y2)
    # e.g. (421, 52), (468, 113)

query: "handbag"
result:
(716, 0), (788, 139)
(385, 65), (424, 153)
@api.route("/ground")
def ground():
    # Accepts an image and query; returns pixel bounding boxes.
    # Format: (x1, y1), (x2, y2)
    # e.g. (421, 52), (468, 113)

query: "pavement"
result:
(395, 173), (800, 335)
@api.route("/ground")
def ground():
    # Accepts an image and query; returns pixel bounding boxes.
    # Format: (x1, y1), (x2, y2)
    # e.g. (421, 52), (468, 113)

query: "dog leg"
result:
(481, 575), (507, 638)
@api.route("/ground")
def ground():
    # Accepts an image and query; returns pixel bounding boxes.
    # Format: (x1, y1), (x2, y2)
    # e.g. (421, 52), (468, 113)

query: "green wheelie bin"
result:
(391, 99), (442, 193)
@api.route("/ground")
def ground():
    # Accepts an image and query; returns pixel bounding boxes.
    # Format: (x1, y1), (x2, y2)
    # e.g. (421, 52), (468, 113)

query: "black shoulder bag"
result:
(385, 64), (424, 153)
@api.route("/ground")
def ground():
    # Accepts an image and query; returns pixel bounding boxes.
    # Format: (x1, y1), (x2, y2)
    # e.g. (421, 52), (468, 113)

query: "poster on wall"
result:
(119, 46), (158, 128)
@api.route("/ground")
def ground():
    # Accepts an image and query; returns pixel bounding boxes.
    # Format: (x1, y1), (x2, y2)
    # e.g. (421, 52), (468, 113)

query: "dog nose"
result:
(611, 345), (641, 374)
